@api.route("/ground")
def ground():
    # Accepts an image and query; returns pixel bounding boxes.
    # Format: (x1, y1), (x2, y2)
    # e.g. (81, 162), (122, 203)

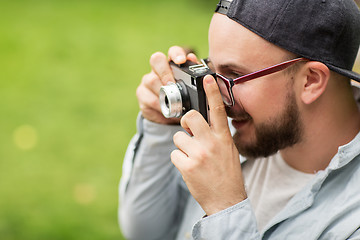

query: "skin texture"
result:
(136, 48), (198, 125)
(136, 13), (360, 215)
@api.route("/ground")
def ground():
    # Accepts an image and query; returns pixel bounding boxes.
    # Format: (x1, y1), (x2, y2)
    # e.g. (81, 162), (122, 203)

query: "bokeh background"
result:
(0, 0), (359, 239)
(0, 0), (217, 239)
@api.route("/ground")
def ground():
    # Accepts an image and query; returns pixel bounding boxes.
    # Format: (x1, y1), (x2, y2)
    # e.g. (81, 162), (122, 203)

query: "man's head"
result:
(209, 0), (360, 158)
(214, 0), (360, 82)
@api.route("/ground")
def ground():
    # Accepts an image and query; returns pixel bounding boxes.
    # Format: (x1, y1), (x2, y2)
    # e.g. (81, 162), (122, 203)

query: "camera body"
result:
(159, 60), (215, 122)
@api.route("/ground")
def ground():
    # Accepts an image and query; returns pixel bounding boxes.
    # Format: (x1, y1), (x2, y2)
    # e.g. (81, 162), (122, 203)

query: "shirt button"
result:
(185, 232), (191, 239)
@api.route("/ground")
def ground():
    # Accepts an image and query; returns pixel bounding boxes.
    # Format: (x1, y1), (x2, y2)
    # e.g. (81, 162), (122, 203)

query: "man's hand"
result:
(136, 46), (198, 125)
(171, 75), (247, 216)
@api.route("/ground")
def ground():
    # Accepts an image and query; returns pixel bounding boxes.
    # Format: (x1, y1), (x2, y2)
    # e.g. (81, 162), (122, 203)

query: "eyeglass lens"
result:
(215, 75), (233, 106)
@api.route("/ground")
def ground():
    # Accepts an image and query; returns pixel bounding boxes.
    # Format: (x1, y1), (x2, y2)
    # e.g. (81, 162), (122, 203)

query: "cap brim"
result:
(327, 64), (360, 83)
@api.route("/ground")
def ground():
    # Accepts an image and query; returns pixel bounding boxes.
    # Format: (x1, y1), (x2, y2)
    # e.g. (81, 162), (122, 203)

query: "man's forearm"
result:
(119, 114), (188, 239)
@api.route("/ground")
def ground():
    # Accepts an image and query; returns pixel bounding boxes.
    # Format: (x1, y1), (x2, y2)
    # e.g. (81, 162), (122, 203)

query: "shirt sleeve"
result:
(348, 227), (360, 239)
(192, 198), (260, 240)
(118, 113), (190, 240)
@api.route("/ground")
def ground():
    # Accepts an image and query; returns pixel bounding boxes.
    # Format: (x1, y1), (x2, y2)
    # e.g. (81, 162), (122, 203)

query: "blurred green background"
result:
(0, 0), (359, 239)
(0, 0), (217, 239)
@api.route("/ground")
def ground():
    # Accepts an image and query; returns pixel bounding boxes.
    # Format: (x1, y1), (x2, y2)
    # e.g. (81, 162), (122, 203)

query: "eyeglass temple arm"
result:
(233, 57), (307, 84)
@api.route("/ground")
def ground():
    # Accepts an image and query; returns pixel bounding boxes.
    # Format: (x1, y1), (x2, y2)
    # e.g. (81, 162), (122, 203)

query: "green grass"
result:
(0, 0), (216, 239)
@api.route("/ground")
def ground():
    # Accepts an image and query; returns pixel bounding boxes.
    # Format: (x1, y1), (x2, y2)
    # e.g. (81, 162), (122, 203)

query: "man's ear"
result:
(300, 61), (330, 104)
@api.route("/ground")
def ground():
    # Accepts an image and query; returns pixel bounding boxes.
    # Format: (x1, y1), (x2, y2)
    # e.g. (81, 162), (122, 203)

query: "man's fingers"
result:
(150, 47), (200, 86)
(187, 53), (199, 63)
(173, 131), (194, 155)
(150, 52), (174, 84)
(136, 83), (161, 112)
(171, 149), (191, 173)
(203, 75), (229, 133)
(141, 71), (162, 95)
(180, 110), (211, 140)
(168, 46), (187, 64)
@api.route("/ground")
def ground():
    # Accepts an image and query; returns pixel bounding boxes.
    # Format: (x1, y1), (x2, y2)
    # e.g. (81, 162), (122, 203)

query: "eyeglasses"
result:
(214, 57), (307, 106)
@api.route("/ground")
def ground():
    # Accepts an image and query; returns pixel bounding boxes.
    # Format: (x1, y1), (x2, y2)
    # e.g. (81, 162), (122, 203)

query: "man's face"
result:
(208, 13), (304, 158)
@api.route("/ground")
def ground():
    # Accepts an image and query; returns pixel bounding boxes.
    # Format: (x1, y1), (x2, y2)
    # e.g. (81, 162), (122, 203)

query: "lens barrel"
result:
(159, 81), (189, 118)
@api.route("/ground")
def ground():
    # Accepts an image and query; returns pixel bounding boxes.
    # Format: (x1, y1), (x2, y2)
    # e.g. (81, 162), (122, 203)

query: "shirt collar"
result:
(328, 129), (360, 170)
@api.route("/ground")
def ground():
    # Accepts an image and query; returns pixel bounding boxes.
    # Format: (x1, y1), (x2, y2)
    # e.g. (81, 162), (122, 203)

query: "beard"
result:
(229, 89), (303, 159)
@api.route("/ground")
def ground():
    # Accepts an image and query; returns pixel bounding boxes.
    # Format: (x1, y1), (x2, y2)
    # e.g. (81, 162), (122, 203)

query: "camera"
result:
(159, 59), (215, 122)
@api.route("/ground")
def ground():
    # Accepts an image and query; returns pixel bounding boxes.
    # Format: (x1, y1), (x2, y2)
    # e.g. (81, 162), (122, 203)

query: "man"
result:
(119, 0), (360, 239)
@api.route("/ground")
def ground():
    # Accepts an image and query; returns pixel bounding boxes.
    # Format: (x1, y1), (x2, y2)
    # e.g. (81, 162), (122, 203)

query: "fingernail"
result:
(205, 75), (214, 84)
(175, 56), (186, 64)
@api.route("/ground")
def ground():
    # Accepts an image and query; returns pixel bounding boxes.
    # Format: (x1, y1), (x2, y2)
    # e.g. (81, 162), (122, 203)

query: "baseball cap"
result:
(215, 0), (360, 82)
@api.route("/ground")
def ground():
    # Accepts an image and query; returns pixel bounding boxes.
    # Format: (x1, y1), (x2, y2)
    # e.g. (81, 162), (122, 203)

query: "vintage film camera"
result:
(159, 59), (215, 122)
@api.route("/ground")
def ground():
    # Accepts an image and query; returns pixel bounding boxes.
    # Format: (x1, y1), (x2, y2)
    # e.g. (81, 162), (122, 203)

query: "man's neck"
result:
(280, 93), (360, 174)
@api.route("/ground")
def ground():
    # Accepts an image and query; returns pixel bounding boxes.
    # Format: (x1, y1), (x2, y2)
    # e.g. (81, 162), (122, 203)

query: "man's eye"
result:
(227, 71), (244, 79)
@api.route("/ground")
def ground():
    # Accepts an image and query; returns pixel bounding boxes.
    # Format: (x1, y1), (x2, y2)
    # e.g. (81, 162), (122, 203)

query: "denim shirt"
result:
(119, 114), (360, 240)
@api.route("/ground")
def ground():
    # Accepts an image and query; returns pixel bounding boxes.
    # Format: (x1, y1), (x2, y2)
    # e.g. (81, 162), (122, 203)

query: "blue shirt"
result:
(119, 114), (360, 239)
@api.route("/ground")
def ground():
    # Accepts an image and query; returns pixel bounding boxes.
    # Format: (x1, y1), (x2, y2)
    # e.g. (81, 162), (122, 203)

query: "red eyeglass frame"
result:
(215, 57), (308, 106)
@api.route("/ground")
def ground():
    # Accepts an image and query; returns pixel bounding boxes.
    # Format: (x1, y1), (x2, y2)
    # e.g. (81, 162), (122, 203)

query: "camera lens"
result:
(159, 81), (189, 118)
(164, 96), (170, 108)
(159, 82), (183, 118)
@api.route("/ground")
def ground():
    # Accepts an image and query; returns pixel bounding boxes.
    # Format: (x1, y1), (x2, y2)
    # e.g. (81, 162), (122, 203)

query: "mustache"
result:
(225, 106), (252, 121)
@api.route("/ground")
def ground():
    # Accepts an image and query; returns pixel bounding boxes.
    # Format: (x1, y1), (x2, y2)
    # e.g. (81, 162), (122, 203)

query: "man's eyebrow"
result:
(207, 58), (251, 73)
(217, 62), (251, 74)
